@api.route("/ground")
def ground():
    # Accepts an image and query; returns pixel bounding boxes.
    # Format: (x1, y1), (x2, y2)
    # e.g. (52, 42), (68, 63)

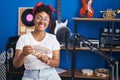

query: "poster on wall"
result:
(18, 7), (35, 35)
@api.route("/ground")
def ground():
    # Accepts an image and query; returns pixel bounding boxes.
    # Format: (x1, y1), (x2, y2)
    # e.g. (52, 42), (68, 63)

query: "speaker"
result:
(119, 60), (120, 76)
(6, 36), (25, 73)
(99, 28), (120, 48)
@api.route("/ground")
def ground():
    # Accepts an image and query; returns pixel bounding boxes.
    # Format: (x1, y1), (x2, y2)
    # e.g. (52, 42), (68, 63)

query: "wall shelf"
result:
(61, 46), (120, 52)
(72, 18), (120, 22)
(62, 17), (120, 80)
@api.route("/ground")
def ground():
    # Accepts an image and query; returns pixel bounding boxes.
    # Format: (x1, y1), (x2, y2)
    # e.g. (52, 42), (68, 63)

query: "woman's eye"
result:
(36, 16), (49, 22)
(37, 16), (42, 20)
(44, 18), (49, 22)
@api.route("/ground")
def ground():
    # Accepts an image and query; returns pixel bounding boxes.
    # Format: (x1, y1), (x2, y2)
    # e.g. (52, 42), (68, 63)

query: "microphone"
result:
(55, 26), (72, 49)
(55, 26), (81, 49)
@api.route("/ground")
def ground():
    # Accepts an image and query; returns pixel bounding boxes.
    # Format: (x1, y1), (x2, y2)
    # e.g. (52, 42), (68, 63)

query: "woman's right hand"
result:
(22, 45), (35, 56)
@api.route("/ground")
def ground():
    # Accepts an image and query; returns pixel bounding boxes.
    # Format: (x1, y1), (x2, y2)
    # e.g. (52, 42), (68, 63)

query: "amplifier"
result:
(80, 39), (99, 48)
(99, 28), (120, 48)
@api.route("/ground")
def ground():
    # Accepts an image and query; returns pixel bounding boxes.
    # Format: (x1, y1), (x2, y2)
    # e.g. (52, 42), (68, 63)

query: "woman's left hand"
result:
(37, 54), (50, 63)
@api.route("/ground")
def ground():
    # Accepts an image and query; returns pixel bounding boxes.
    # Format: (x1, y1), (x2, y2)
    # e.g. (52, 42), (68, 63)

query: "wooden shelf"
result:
(61, 46), (120, 52)
(72, 18), (120, 22)
(68, 17), (120, 80)
(59, 69), (109, 80)
(59, 69), (71, 78)
(59, 17), (120, 80)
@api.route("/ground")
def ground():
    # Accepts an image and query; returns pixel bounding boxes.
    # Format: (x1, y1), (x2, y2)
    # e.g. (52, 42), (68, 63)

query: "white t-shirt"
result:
(16, 32), (60, 70)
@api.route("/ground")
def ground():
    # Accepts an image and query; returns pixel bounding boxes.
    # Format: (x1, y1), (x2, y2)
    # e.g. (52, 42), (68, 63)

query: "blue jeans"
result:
(22, 68), (61, 80)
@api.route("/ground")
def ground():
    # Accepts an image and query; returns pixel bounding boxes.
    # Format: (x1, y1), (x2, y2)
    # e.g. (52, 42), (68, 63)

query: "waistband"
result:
(25, 67), (54, 71)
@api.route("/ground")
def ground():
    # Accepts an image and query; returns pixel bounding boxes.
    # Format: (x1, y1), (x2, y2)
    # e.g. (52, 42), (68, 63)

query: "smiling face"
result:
(34, 11), (50, 32)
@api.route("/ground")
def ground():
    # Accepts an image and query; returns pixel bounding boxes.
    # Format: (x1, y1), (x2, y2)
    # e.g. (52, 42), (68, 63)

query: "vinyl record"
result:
(21, 9), (34, 27)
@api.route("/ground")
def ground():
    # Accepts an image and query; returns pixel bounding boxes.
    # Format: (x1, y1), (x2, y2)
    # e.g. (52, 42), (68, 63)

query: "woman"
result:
(13, 2), (61, 80)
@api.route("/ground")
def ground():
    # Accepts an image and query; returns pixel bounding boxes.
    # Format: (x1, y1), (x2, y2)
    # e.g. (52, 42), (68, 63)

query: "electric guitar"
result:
(54, 0), (68, 34)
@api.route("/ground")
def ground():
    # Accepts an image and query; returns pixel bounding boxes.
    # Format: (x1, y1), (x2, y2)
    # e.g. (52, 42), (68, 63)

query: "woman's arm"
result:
(13, 50), (26, 68)
(13, 45), (34, 68)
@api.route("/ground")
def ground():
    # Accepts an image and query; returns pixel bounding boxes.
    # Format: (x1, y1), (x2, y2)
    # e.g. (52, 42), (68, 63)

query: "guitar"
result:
(80, 0), (94, 18)
(54, 0), (68, 34)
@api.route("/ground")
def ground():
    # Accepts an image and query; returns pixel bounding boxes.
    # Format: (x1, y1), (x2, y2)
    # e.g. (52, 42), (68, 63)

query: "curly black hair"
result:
(33, 4), (52, 19)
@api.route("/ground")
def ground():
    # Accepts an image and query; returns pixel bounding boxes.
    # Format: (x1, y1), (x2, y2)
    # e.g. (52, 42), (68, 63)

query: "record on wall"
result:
(21, 9), (34, 27)
(18, 7), (35, 35)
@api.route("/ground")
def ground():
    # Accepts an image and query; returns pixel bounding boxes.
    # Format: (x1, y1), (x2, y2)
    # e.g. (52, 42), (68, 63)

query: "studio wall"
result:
(0, 0), (120, 69)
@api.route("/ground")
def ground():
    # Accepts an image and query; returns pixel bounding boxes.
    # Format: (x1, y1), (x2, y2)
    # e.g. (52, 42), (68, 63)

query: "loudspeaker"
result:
(99, 28), (120, 48)
(6, 36), (25, 73)
(118, 60), (120, 76)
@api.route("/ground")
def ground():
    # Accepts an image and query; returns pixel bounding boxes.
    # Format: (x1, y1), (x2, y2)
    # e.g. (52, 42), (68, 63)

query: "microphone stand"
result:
(75, 34), (119, 80)
(71, 35), (78, 80)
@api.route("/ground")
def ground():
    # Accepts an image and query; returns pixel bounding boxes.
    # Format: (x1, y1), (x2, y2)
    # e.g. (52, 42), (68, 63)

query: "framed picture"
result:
(18, 7), (35, 35)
